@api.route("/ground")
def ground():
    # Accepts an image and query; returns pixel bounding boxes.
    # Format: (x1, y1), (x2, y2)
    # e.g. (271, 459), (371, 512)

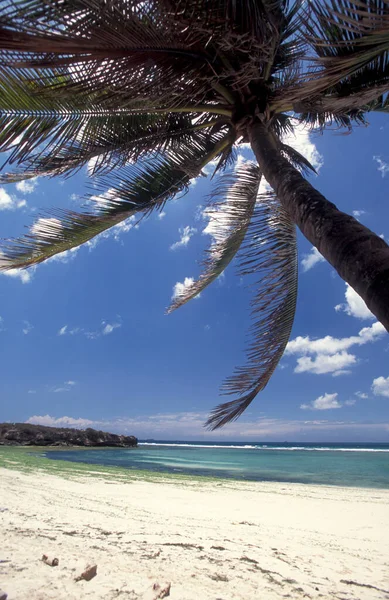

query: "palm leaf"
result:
(167, 163), (261, 312)
(280, 142), (316, 173)
(206, 193), (298, 430)
(0, 69), (228, 179)
(299, 1), (389, 98)
(0, 131), (233, 269)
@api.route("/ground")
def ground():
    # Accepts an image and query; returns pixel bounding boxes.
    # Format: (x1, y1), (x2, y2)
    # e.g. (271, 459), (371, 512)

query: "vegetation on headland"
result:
(0, 423), (137, 448)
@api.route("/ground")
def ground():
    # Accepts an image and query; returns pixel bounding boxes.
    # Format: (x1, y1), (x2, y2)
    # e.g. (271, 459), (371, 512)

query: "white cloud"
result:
(283, 123), (324, 172)
(58, 320), (121, 339)
(1, 268), (33, 284)
(26, 414), (95, 428)
(331, 369), (352, 377)
(22, 321), (33, 335)
(286, 321), (386, 376)
(15, 178), (38, 194)
(373, 156), (389, 177)
(50, 381), (77, 393)
(355, 391), (368, 399)
(301, 392), (341, 410)
(47, 247), (80, 264)
(0, 187), (27, 211)
(295, 352), (357, 375)
(238, 122), (323, 173)
(102, 321), (121, 335)
(24, 411), (389, 440)
(301, 247), (325, 272)
(170, 225), (197, 250)
(345, 399), (356, 406)
(372, 376), (389, 398)
(85, 215), (137, 251)
(171, 277), (201, 301)
(352, 210), (366, 218)
(335, 284), (374, 320)
(286, 322), (385, 356)
(27, 390), (36, 394)
(111, 216), (137, 239)
(158, 211), (166, 220)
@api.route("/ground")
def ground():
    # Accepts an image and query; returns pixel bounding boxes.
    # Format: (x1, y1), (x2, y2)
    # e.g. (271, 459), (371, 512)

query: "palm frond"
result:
(295, 1), (389, 98)
(0, 69), (228, 179)
(280, 142), (316, 173)
(0, 0), (222, 112)
(0, 131), (233, 269)
(167, 163), (261, 312)
(206, 193), (298, 430)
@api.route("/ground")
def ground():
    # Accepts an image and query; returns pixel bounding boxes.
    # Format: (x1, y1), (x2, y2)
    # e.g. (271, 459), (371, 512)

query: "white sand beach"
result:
(1, 467), (389, 600)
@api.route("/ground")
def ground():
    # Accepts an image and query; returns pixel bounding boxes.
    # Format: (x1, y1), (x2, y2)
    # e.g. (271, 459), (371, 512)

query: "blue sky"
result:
(1, 114), (389, 442)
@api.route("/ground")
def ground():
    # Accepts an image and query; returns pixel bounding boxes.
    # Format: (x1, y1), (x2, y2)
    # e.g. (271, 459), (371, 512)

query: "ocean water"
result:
(43, 441), (389, 489)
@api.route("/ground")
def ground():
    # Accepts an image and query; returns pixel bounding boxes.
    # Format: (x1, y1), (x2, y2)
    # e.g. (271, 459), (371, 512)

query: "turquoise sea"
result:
(44, 441), (389, 489)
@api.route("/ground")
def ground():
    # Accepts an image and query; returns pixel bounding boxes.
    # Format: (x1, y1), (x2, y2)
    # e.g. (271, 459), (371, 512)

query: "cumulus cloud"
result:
(372, 376), (389, 398)
(26, 414), (95, 428)
(24, 411), (389, 440)
(301, 392), (341, 410)
(0, 187), (26, 211)
(158, 211), (166, 220)
(355, 391), (368, 399)
(171, 277), (200, 301)
(239, 122), (323, 172)
(373, 156), (389, 177)
(294, 352), (357, 375)
(0, 266), (34, 284)
(286, 321), (386, 376)
(301, 247), (325, 272)
(170, 225), (197, 250)
(335, 284), (374, 320)
(15, 178), (38, 194)
(283, 123), (324, 171)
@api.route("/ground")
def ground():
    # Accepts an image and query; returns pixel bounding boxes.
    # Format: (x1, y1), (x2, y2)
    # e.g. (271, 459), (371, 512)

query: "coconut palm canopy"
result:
(0, 0), (389, 428)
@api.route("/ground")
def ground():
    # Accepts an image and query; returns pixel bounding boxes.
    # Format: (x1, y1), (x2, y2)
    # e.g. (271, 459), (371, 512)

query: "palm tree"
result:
(0, 0), (389, 428)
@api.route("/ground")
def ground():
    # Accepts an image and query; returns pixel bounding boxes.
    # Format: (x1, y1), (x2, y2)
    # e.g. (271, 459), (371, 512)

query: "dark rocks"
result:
(0, 423), (137, 448)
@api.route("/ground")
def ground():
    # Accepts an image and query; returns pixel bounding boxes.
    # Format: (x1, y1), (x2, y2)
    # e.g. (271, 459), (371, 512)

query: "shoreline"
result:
(1, 451), (389, 599)
(1, 445), (389, 491)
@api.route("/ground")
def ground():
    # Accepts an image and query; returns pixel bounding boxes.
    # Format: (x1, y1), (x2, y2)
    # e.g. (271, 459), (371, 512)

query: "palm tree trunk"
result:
(248, 120), (389, 332)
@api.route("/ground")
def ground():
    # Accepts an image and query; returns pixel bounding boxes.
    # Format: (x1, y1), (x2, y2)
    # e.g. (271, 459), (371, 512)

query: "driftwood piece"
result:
(142, 582), (171, 599)
(75, 564), (97, 582)
(42, 554), (59, 567)
(0, 589), (7, 600)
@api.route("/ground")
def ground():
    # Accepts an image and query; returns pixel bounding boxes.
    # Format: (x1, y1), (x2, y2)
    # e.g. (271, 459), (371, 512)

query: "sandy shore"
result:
(1, 467), (389, 600)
